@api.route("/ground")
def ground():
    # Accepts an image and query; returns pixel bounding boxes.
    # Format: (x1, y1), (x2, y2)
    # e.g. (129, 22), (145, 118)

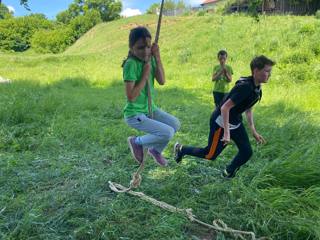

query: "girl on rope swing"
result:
(174, 55), (275, 178)
(122, 27), (180, 167)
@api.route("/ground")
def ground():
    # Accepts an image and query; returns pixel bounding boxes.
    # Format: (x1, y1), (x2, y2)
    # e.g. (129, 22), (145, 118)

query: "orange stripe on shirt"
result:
(205, 128), (222, 159)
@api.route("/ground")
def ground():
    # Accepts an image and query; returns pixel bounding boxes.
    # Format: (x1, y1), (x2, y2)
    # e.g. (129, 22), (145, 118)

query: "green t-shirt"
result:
(212, 64), (233, 93)
(123, 56), (158, 118)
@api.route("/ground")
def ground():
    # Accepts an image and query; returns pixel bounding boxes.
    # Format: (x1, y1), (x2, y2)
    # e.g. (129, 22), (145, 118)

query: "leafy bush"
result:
(315, 10), (320, 19)
(31, 26), (75, 53)
(0, 14), (53, 52)
(31, 10), (101, 54)
(69, 10), (102, 39)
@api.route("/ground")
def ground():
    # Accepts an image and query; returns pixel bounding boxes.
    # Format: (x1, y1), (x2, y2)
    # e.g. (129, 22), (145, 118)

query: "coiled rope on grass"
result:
(108, 180), (266, 240)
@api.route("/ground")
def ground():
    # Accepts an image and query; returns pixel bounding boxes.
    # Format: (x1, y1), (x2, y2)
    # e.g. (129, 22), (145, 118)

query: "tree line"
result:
(0, 0), (121, 53)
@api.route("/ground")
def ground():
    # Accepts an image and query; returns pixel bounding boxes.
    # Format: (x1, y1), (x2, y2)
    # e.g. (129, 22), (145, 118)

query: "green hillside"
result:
(0, 14), (320, 239)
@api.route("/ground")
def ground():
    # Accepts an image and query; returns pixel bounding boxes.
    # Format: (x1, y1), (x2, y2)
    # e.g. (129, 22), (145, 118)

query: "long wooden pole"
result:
(147, 0), (165, 119)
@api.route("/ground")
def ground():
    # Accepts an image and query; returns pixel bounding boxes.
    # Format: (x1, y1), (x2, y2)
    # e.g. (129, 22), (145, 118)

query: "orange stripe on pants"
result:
(205, 128), (222, 159)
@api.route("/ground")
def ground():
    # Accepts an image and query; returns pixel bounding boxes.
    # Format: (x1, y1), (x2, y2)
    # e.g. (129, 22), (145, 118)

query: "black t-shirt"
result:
(214, 76), (262, 125)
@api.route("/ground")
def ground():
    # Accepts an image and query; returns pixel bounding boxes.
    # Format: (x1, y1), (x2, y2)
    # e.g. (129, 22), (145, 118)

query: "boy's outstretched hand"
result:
(253, 131), (266, 144)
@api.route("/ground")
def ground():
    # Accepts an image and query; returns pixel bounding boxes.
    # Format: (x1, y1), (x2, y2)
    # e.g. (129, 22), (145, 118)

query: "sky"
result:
(2, 0), (203, 19)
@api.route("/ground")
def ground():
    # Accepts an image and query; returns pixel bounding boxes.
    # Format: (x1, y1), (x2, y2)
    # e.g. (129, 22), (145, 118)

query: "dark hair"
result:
(217, 50), (228, 58)
(250, 55), (275, 72)
(122, 27), (152, 67)
(129, 26), (151, 48)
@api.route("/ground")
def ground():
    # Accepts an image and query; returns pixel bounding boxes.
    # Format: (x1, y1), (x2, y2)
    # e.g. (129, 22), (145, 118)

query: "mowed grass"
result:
(0, 14), (320, 239)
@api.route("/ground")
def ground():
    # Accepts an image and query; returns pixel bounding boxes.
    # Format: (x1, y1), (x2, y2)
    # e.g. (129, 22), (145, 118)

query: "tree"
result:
(0, 3), (13, 19)
(56, 0), (121, 23)
(0, 14), (53, 51)
(56, 10), (74, 24)
(176, 0), (187, 10)
(85, 0), (121, 21)
(19, 0), (30, 10)
(146, 3), (160, 14)
(164, 0), (176, 11)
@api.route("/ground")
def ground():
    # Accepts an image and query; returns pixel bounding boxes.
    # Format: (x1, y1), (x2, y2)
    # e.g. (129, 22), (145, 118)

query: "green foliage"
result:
(197, 10), (206, 16)
(56, 0), (121, 23)
(176, 0), (187, 10)
(315, 10), (320, 19)
(299, 23), (316, 34)
(56, 9), (75, 24)
(147, 0), (187, 14)
(31, 27), (75, 53)
(0, 14), (53, 52)
(69, 10), (102, 39)
(282, 50), (314, 64)
(248, 0), (262, 21)
(146, 3), (160, 14)
(32, 10), (101, 53)
(164, 0), (176, 11)
(0, 3), (13, 19)
(19, 0), (30, 10)
(85, 0), (121, 22)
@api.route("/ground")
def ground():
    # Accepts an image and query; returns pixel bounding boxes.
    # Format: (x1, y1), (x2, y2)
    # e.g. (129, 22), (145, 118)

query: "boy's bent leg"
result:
(153, 109), (180, 133)
(226, 124), (253, 175)
(176, 122), (226, 162)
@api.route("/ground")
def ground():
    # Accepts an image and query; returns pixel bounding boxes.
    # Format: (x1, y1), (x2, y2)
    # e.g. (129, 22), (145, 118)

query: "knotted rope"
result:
(108, 181), (266, 240)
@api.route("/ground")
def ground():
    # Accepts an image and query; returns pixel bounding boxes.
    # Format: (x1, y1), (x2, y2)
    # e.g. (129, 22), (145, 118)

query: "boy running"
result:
(174, 55), (275, 178)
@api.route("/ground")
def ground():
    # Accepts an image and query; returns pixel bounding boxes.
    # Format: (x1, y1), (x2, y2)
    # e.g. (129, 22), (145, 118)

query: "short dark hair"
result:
(129, 26), (151, 48)
(217, 50), (228, 58)
(250, 55), (275, 72)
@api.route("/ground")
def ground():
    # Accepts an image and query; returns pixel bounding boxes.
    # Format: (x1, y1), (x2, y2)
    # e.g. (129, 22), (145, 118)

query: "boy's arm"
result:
(224, 68), (232, 82)
(212, 67), (224, 81)
(245, 108), (256, 132)
(125, 62), (151, 101)
(152, 43), (165, 85)
(245, 108), (266, 144)
(220, 99), (235, 145)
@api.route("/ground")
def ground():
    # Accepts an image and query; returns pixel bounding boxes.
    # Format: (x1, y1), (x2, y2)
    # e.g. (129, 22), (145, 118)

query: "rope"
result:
(109, 162), (145, 193)
(155, 0), (165, 44)
(108, 181), (266, 240)
(147, 0), (165, 119)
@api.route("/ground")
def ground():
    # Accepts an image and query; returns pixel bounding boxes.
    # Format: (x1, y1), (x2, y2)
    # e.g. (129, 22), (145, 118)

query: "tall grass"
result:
(0, 14), (319, 239)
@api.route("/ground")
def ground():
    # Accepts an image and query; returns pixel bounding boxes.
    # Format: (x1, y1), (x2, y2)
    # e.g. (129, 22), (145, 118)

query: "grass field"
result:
(0, 14), (320, 239)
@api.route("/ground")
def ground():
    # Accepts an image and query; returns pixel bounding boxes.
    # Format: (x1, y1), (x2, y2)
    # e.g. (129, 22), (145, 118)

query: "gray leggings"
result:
(125, 109), (180, 153)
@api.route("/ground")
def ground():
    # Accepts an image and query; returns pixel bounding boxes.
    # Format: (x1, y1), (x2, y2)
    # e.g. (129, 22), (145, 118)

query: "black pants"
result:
(180, 114), (252, 173)
(213, 91), (226, 107)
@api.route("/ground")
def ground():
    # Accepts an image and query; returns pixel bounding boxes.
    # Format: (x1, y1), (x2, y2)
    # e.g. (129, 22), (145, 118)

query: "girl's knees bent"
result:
(161, 126), (175, 141)
(174, 119), (181, 133)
